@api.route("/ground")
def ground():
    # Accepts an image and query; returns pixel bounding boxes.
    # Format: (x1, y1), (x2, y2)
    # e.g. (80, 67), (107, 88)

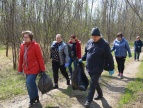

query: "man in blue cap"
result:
(79, 27), (114, 108)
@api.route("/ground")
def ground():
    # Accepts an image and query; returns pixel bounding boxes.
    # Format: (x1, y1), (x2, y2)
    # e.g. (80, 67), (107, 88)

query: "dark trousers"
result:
(134, 52), (140, 60)
(26, 74), (38, 100)
(87, 73), (102, 103)
(115, 57), (126, 74)
(52, 60), (69, 84)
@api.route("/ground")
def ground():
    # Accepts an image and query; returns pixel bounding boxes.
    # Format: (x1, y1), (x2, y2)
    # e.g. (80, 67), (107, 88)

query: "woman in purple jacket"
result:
(111, 32), (132, 79)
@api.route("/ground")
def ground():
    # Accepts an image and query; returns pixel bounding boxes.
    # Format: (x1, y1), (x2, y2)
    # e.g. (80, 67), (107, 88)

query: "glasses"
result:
(23, 37), (29, 39)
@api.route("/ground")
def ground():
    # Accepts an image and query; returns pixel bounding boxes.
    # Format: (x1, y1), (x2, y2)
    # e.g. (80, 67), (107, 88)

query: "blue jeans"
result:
(26, 74), (38, 100)
(68, 58), (77, 76)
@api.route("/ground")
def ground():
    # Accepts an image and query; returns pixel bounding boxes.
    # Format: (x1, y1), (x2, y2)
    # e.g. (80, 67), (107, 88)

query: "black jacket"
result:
(134, 40), (143, 52)
(82, 38), (114, 74)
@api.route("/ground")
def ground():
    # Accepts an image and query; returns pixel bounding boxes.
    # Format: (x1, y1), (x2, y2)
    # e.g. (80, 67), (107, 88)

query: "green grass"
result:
(0, 47), (27, 100)
(129, 42), (134, 47)
(118, 57), (143, 108)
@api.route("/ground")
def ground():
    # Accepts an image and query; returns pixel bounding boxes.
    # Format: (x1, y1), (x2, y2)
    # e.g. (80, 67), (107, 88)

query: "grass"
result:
(117, 57), (143, 108)
(0, 47), (27, 100)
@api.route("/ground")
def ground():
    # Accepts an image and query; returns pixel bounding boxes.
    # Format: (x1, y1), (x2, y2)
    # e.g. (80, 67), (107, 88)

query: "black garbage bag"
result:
(38, 72), (53, 94)
(71, 59), (89, 91)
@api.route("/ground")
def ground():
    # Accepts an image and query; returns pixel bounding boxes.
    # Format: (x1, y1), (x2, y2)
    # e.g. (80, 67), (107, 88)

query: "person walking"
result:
(50, 34), (70, 89)
(79, 27), (114, 108)
(111, 32), (132, 78)
(18, 30), (46, 107)
(134, 36), (143, 61)
(68, 35), (81, 76)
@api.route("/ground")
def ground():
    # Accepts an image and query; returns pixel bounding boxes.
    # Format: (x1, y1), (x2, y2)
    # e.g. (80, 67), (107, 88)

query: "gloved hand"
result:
(109, 70), (114, 75)
(18, 72), (24, 75)
(78, 59), (82, 62)
(39, 71), (45, 77)
(129, 54), (132, 58)
(65, 63), (69, 67)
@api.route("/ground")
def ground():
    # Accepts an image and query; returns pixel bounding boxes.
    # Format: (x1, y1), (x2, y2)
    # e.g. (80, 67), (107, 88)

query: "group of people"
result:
(18, 27), (142, 108)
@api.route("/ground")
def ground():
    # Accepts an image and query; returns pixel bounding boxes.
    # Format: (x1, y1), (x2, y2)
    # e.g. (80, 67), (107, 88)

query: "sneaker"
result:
(94, 95), (103, 100)
(53, 84), (59, 89)
(34, 96), (39, 103)
(84, 101), (91, 108)
(29, 103), (34, 108)
(120, 74), (123, 79)
(29, 99), (35, 108)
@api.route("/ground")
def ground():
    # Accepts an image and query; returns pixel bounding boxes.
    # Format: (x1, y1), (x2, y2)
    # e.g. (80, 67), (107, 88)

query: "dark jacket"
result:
(69, 40), (81, 59)
(82, 38), (114, 74)
(134, 40), (143, 52)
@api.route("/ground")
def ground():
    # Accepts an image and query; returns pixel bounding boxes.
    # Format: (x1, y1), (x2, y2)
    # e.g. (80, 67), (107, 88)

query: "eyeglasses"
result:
(23, 37), (29, 39)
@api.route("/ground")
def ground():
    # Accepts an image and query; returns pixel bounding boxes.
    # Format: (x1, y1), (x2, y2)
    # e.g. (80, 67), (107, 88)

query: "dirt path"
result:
(0, 53), (143, 108)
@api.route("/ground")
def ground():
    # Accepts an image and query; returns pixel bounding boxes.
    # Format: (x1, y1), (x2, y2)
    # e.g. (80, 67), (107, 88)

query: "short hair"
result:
(70, 35), (76, 39)
(136, 36), (140, 39)
(22, 30), (33, 40)
(117, 32), (123, 38)
(56, 34), (62, 38)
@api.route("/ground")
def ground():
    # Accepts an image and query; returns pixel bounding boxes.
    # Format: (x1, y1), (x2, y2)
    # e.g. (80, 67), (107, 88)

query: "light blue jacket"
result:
(51, 41), (69, 65)
(111, 37), (132, 57)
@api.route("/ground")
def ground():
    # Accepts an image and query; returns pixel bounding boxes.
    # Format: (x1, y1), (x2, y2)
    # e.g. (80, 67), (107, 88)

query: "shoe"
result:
(94, 95), (103, 100)
(120, 74), (123, 79)
(53, 84), (59, 89)
(118, 73), (120, 76)
(29, 103), (34, 108)
(34, 96), (39, 103)
(84, 101), (91, 108)
(29, 99), (35, 108)
(67, 79), (70, 85)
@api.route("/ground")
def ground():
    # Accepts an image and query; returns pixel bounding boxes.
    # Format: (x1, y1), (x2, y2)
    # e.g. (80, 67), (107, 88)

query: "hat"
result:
(91, 27), (101, 36)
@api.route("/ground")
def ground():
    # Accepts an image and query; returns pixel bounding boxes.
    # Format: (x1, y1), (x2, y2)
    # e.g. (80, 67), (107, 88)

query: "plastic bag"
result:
(38, 72), (53, 94)
(71, 59), (89, 91)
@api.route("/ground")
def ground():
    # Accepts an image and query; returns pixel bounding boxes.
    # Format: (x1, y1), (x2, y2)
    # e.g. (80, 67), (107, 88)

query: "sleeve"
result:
(50, 42), (54, 59)
(64, 44), (69, 63)
(82, 45), (87, 61)
(18, 45), (24, 72)
(134, 41), (136, 46)
(77, 43), (81, 59)
(104, 43), (114, 71)
(141, 41), (143, 47)
(111, 41), (115, 52)
(125, 41), (132, 57)
(35, 44), (46, 72)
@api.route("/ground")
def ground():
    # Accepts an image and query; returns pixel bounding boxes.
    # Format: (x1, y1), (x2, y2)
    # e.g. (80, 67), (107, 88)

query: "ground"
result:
(0, 53), (143, 108)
